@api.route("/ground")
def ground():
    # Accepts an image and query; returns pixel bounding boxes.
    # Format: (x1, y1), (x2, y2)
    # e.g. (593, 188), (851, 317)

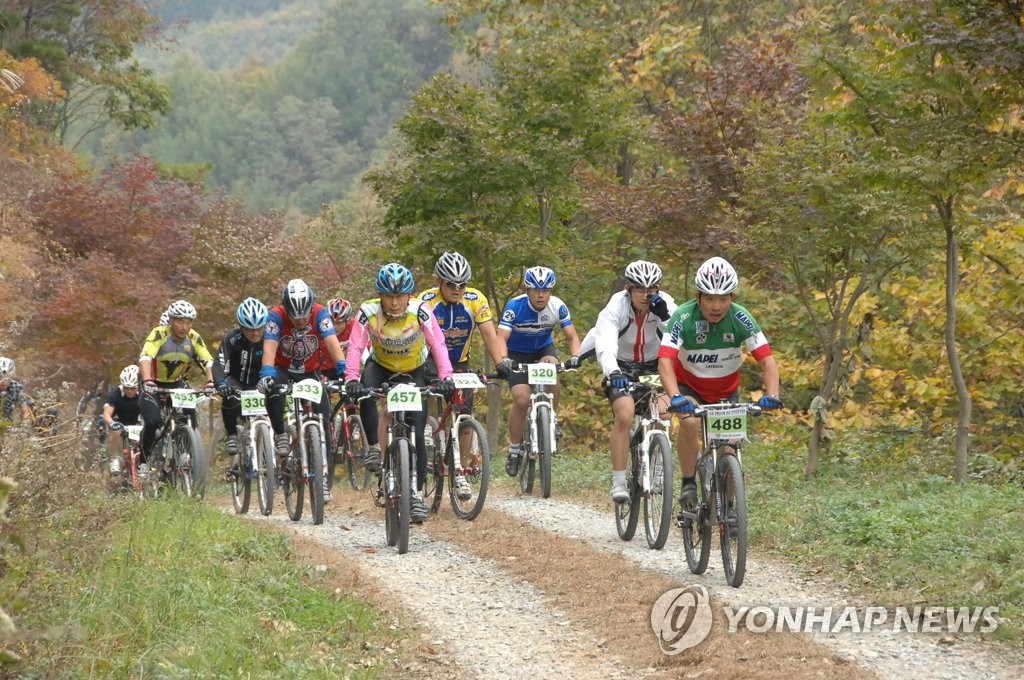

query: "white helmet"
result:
(434, 251), (472, 284)
(119, 365), (139, 389)
(694, 257), (738, 295)
(282, 279), (315, 317)
(624, 260), (663, 288)
(167, 299), (197, 320)
(0, 357), (14, 379)
(159, 311), (170, 326)
(523, 266), (556, 289)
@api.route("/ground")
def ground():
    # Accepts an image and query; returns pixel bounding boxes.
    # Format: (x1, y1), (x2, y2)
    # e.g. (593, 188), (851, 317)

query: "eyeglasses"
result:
(443, 281), (468, 291)
(629, 286), (659, 298)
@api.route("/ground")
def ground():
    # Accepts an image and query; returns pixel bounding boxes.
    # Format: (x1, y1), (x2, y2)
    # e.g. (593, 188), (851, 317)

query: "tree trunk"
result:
(482, 250), (501, 452)
(941, 205), (971, 483)
(806, 340), (842, 479)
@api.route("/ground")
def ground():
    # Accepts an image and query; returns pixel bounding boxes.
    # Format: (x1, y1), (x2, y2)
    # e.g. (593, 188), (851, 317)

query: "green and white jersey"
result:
(657, 299), (773, 402)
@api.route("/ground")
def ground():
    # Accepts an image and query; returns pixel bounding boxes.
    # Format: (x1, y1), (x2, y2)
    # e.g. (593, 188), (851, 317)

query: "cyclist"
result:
(319, 297), (354, 380)
(102, 365), (142, 474)
(657, 256), (782, 509)
(496, 266), (582, 477)
(579, 260), (677, 502)
(258, 280), (346, 469)
(0, 357), (34, 430)
(213, 297), (269, 468)
(344, 263), (456, 524)
(418, 251), (508, 500)
(138, 299), (216, 478)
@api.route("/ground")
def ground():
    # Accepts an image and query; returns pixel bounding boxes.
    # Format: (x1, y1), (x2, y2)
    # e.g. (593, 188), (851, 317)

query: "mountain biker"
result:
(579, 260), (677, 502)
(138, 299), (216, 477)
(417, 251), (508, 500)
(213, 297), (269, 469)
(102, 365), (142, 474)
(319, 297), (354, 380)
(0, 357), (34, 431)
(657, 257), (782, 510)
(497, 266), (582, 477)
(344, 263), (456, 524)
(258, 280), (346, 470)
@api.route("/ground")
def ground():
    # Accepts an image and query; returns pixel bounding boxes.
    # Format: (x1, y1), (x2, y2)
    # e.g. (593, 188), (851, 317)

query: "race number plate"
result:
(124, 425), (142, 442)
(240, 390), (267, 416)
(386, 383), (422, 412)
(527, 363), (557, 386)
(451, 372), (485, 390)
(292, 379), (323, 403)
(706, 407), (748, 440)
(638, 374), (662, 387)
(169, 389), (199, 410)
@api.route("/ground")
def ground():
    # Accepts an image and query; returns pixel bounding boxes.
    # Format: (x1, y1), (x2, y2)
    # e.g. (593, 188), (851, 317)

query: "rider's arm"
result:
(657, 356), (682, 398)
(138, 326), (161, 382)
(590, 294), (627, 377)
(561, 323), (582, 357)
(103, 402), (116, 427)
(343, 316), (370, 382)
(758, 354), (780, 397)
(421, 305), (454, 379)
(477, 319), (507, 366)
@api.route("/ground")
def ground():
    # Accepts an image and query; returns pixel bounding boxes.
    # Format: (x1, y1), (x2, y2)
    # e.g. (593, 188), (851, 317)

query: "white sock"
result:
(612, 470), (627, 486)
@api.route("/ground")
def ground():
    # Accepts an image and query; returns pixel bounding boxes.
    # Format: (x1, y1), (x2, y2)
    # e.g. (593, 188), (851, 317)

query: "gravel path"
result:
(487, 495), (1024, 680)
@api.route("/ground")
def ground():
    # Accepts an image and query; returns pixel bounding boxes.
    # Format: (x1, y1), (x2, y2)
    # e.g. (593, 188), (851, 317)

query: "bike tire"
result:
(681, 454), (712, 574)
(172, 428), (195, 497)
(449, 417), (489, 520)
(384, 442), (398, 547)
(718, 452), (748, 588)
(231, 438), (252, 515)
(255, 423), (276, 516)
(328, 413), (342, 492)
(397, 438), (412, 554)
(306, 425), (325, 525)
(188, 426), (208, 499)
(643, 432), (674, 550)
(423, 417), (444, 514)
(345, 414), (371, 491)
(615, 445), (641, 541)
(537, 407), (553, 499)
(284, 449), (303, 522)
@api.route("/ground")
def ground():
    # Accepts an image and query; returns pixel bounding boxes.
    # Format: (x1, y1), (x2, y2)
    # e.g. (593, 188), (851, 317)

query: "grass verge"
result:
(1, 491), (392, 677)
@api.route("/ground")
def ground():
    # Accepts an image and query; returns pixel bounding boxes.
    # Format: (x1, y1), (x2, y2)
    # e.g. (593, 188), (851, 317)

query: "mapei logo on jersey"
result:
(734, 310), (756, 332)
(687, 352), (719, 364)
(670, 321), (683, 344)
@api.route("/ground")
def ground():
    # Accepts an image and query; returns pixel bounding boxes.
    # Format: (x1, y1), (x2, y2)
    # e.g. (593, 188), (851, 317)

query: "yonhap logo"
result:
(650, 585), (713, 654)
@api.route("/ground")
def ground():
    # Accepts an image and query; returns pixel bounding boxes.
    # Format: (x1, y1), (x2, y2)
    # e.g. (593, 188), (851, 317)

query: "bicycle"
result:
(329, 390), (370, 492)
(358, 378), (439, 554)
(614, 374), (674, 550)
(275, 379), (334, 525)
(228, 389), (276, 516)
(422, 372), (491, 520)
(106, 423), (145, 496)
(677, 401), (763, 588)
(493, 361), (573, 499)
(148, 388), (210, 498)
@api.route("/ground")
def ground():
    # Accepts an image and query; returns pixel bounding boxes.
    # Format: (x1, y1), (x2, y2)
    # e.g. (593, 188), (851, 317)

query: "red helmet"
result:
(327, 297), (353, 323)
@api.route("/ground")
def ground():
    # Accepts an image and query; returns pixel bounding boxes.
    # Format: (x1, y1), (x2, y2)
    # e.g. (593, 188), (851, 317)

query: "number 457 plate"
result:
(706, 407), (748, 440)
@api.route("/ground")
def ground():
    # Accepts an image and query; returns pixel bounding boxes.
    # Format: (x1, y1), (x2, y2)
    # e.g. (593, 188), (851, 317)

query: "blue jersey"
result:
(498, 294), (573, 354)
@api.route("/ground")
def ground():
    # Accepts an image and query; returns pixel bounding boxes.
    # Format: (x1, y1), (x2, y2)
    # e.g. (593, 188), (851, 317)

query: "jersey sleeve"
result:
(591, 295), (626, 376)
(732, 306), (772, 360)
(419, 302), (454, 378)
(344, 307), (372, 381)
(468, 291), (493, 325)
(658, 306), (687, 359)
(556, 299), (573, 328)
(190, 331), (215, 369)
(139, 326), (165, 361)
(498, 303), (516, 333)
(315, 306), (336, 338)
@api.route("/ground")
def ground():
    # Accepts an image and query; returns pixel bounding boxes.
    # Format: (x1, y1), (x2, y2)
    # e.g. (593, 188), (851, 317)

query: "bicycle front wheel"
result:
(615, 445), (641, 542)
(396, 438), (412, 554)
(449, 417), (489, 521)
(718, 453), (748, 588)
(255, 423), (276, 516)
(232, 436), (252, 515)
(284, 448), (303, 522)
(422, 417), (444, 514)
(643, 432), (673, 550)
(537, 408), (553, 499)
(172, 428), (199, 497)
(681, 454), (712, 574)
(345, 414), (371, 491)
(306, 426), (325, 525)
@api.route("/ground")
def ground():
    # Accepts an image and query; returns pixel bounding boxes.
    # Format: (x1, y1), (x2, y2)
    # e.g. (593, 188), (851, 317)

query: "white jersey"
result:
(579, 290), (677, 377)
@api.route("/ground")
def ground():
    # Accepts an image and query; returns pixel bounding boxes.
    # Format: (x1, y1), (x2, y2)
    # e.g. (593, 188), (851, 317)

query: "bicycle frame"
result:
(283, 380), (329, 486)
(630, 380), (671, 495)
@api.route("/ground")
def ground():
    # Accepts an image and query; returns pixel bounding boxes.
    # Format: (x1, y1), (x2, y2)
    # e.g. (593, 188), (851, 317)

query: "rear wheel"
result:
(537, 408), (553, 499)
(345, 414), (371, 491)
(718, 452), (748, 588)
(615, 445), (641, 541)
(643, 432), (674, 550)
(681, 454), (712, 574)
(255, 423), (276, 516)
(306, 425), (325, 525)
(449, 417), (489, 520)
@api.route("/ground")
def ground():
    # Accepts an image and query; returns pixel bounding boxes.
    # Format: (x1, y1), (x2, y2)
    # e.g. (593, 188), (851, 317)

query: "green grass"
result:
(549, 428), (1024, 644)
(2, 493), (392, 678)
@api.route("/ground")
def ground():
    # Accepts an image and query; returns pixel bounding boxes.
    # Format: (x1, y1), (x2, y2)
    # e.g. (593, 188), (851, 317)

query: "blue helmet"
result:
(375, 263), (415, 294)
(237, 297), (268, 329)
(523, 266), (556, 290)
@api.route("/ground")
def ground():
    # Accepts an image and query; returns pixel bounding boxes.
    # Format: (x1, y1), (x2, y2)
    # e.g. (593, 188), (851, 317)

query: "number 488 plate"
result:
(706, 407), (747, 440)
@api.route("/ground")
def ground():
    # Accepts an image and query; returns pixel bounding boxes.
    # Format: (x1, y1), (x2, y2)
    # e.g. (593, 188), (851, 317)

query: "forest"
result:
(1, 0), (1022, 486)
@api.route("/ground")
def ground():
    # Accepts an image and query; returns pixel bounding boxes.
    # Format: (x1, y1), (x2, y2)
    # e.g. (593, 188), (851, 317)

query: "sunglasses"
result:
(443, 281), (468, 291)
(630, 286), (659, 298)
